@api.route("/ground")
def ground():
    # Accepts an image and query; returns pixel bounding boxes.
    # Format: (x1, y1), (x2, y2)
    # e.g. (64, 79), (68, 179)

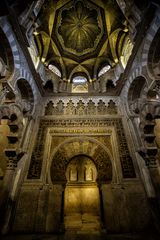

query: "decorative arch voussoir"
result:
(50, 137), (113, 184)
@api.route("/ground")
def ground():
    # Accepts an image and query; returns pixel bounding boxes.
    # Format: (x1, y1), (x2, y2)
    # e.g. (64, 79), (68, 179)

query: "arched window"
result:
(48, 64), (61, 77)
(72, 76), (87, 84)
(98, 65), (111, 77)
(72, 75), (88, 93)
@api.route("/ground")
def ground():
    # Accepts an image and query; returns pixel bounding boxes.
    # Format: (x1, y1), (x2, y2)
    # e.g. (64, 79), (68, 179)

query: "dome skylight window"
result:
(98, 65), (111, 77)
(72, 76), (87, 84)
(48, 64), (61, 77)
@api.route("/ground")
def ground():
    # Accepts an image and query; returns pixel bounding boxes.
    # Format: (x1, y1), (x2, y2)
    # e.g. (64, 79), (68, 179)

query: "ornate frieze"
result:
(45, 99), (118, 116)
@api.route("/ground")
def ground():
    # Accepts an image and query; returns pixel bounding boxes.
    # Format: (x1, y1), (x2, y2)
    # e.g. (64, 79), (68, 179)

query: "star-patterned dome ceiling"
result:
(34, 0), (129, 80)
(57, 1), (103, 56)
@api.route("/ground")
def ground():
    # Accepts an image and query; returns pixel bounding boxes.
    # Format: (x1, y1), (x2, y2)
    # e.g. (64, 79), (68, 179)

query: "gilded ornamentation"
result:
(35, 0), (128, 79)
(97, 100), (107, 115)
(45, 99), (118, 116)
(55, 100), (64, 115)
(50, 144), (112, 183)
(66, 100), (75, 115)
(94, 136), (112, 155)
(58, 1), (101, 55)
(27, 118), (136, 180)
(87, 100), (96, 115)
(76, 100), (86, 115)
(27, 127), (47, 179)
(92, 146), (112, 182)
(108, 100), (118, 114)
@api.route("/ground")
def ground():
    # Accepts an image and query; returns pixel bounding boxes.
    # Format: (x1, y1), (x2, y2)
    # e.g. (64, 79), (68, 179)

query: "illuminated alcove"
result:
(64, 155), (101, 231)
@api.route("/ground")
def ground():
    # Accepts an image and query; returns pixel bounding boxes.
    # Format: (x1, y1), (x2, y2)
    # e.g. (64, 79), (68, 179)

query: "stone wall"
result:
(12, 116), (151, 233)
(13, 184), (63, 233)
(102, 181), (150, 233)
(12, 181), (151, 233)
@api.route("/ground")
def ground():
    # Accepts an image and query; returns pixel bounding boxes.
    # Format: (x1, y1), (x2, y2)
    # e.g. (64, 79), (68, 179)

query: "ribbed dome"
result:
(58, 1), (101, 53)
(35, 0), (128, 79)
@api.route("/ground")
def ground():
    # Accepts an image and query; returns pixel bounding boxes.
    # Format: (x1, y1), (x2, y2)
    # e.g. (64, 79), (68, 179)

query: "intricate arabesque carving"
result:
(51, 148), (68, 182)
(58, 1), (101, 55)
(92, 146), (112, 182)
(76, 100), (86, 115)
(116, 120), (136, 178)
(45, 99), (118, 116)
(94, 136), (112, 154)
(108, 100), (118, 114)
(50, 141), (112, 184)
(56, 100), (64, 115)
(27, 118), (136, 180)
(66, 100), (75, 115)
(97, 100), (107, 115)
(87, 100), (96, 115)
(27, 126), (47, 179)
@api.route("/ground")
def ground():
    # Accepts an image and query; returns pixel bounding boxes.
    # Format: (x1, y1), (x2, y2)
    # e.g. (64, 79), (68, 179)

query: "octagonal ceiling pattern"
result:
(34, 0), (129, 80)
(57, 1), (103, 55)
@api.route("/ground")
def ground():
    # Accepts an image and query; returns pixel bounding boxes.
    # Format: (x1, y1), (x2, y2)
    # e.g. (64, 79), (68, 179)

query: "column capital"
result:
(6, 156), (18, 170)
(4, 149), (25, 170)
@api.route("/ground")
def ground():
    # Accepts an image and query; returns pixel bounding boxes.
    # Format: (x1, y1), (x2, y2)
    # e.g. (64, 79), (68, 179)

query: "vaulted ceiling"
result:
(34, 0), (129, 80)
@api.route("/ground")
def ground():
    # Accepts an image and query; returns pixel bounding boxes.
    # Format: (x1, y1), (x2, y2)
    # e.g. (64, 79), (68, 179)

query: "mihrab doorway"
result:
(64, 155), (102, 232)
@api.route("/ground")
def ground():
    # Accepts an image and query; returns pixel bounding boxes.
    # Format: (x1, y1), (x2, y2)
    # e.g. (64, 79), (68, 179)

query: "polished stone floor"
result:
(1, 232), (160, 240)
